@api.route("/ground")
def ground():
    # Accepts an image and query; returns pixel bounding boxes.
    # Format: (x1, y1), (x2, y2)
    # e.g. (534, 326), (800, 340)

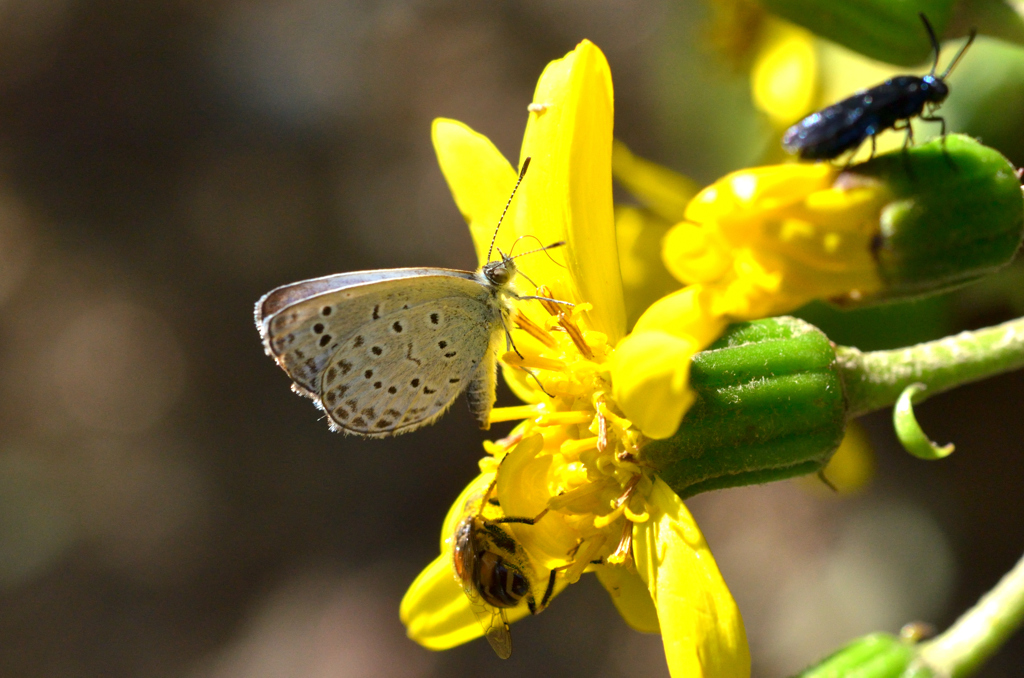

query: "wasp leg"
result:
(921, 113), (954, 167)
(890, 121), (918, 179)
(920, 113), (946, 137)
(895, 119), (914, 150)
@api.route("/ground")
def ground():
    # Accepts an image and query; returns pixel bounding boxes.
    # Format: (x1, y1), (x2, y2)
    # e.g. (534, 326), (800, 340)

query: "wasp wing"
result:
(783, 77), (922, 158)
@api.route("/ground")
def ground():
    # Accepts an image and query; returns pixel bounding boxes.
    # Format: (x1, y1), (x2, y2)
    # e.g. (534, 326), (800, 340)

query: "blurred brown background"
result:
(0, 1), (1022, 676)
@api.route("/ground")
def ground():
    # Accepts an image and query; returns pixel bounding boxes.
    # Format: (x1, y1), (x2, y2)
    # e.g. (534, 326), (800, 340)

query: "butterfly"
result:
(255, 157), (566, 437)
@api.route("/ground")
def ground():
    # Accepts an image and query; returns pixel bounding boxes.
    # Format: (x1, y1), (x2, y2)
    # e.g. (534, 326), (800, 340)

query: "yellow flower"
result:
(664, 162), (892, 319)
(751, 17), (818, 128)
(611, 141), (695, 329)
(401, 40), (750, 678)
(607, 157), (889, 440)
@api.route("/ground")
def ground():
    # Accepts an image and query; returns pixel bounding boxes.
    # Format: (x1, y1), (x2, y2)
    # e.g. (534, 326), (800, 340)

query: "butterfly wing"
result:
(256, 268), (503, 437)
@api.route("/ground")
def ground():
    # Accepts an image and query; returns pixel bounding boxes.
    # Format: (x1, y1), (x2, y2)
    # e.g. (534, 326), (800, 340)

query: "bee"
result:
(451, 484), (556, 659)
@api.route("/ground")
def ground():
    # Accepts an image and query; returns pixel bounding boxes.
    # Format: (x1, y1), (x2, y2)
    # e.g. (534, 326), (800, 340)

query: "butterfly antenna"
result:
(940, 27), (976, 79)
(920, 13), (941, 76)
(486, 157), (531, 263)
(509, 240), (565, 262)
(510, 234), (569, 269)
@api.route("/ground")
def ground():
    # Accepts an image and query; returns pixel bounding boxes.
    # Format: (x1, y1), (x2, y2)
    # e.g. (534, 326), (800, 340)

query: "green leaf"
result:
(893, 383), (955, 459)
(760, 0), (956, 66)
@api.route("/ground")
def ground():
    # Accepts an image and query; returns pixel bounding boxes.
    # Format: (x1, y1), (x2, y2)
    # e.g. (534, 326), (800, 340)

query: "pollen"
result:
(484, 292), (653, 577)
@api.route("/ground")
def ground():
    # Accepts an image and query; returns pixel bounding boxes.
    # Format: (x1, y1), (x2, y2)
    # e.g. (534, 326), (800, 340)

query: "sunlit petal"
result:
(518, 40), (625, 341)
(634, 478), (750, 678)
(595, 563), (660, 634)
(432, 118), (519, 268)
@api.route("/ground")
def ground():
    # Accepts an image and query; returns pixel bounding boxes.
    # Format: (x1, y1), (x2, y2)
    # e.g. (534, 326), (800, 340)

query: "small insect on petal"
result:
(782, 14), (976, 161)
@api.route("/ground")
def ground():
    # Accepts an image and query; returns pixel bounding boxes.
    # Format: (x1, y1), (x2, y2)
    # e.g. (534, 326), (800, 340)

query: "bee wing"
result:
(477, 601), (513, 660)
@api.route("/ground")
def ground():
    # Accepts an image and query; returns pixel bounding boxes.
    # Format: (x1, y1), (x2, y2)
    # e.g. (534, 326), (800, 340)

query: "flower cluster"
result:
(399, 32), (1011, 678)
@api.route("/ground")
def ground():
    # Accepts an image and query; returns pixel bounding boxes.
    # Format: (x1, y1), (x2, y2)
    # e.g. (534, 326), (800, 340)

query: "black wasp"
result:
(782, 14), (976, 161)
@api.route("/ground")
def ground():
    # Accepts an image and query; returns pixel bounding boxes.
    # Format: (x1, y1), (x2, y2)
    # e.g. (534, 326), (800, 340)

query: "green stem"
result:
(917, 549), (1024, 677)
(836, 316), (1024, 418)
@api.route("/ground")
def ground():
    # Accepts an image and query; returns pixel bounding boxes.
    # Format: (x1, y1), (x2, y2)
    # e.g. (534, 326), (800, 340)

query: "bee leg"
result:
(493, 508), (549, 526)
(539, 570), (557, 609)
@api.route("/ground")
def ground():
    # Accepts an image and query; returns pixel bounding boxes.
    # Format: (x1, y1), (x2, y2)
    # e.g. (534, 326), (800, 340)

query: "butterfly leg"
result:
(499, 311), (524, 359)
(515, 294), (574, 307)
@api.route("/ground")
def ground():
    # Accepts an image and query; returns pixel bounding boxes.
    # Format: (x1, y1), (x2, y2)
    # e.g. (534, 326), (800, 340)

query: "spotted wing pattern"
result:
(256, 268), (504, 437)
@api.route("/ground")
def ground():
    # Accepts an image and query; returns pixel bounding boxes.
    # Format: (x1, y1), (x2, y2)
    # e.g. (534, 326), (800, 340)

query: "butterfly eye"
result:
(485, 262), (510, 286)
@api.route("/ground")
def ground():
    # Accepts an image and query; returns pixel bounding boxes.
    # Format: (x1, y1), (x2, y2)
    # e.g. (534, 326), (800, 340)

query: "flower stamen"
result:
(560, 437), (598, 456)
(513, 310), (558, 348)
(534, 285), (563, 316)
(606, 519), (633, 566)
(537, 410), (593, 426)
(597, 409), (609, 452)
(489, 404), (542, 423)
(558, 311), (595, 360)
(502, 351), (566, 372)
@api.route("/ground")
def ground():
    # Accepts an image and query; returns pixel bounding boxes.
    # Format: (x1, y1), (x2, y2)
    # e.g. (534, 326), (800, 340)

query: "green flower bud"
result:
(853, 135), (1024, 303)
(759, 0), (956, 65)
(643, 316), (846, 499)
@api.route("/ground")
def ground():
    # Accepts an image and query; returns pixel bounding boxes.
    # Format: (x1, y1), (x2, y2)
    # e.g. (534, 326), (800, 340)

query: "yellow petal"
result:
(610, 330), (700, 440)
(595, 563), (660, 634)
(631, 285), (728, 347)
(616, 205), (683, 330)
(438, 471), (496, 553)
(662, 222), (733, 285)
(400, 552), (532, 650)
(751, 19), (818, 127)
(633, 478), (750, 678)
(612, 140), (699, 223)
(496, 434), (581, 567)
(431, 118), (519, 268)
(518, 40), (625, 341)
(802, 419), (875, 495)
